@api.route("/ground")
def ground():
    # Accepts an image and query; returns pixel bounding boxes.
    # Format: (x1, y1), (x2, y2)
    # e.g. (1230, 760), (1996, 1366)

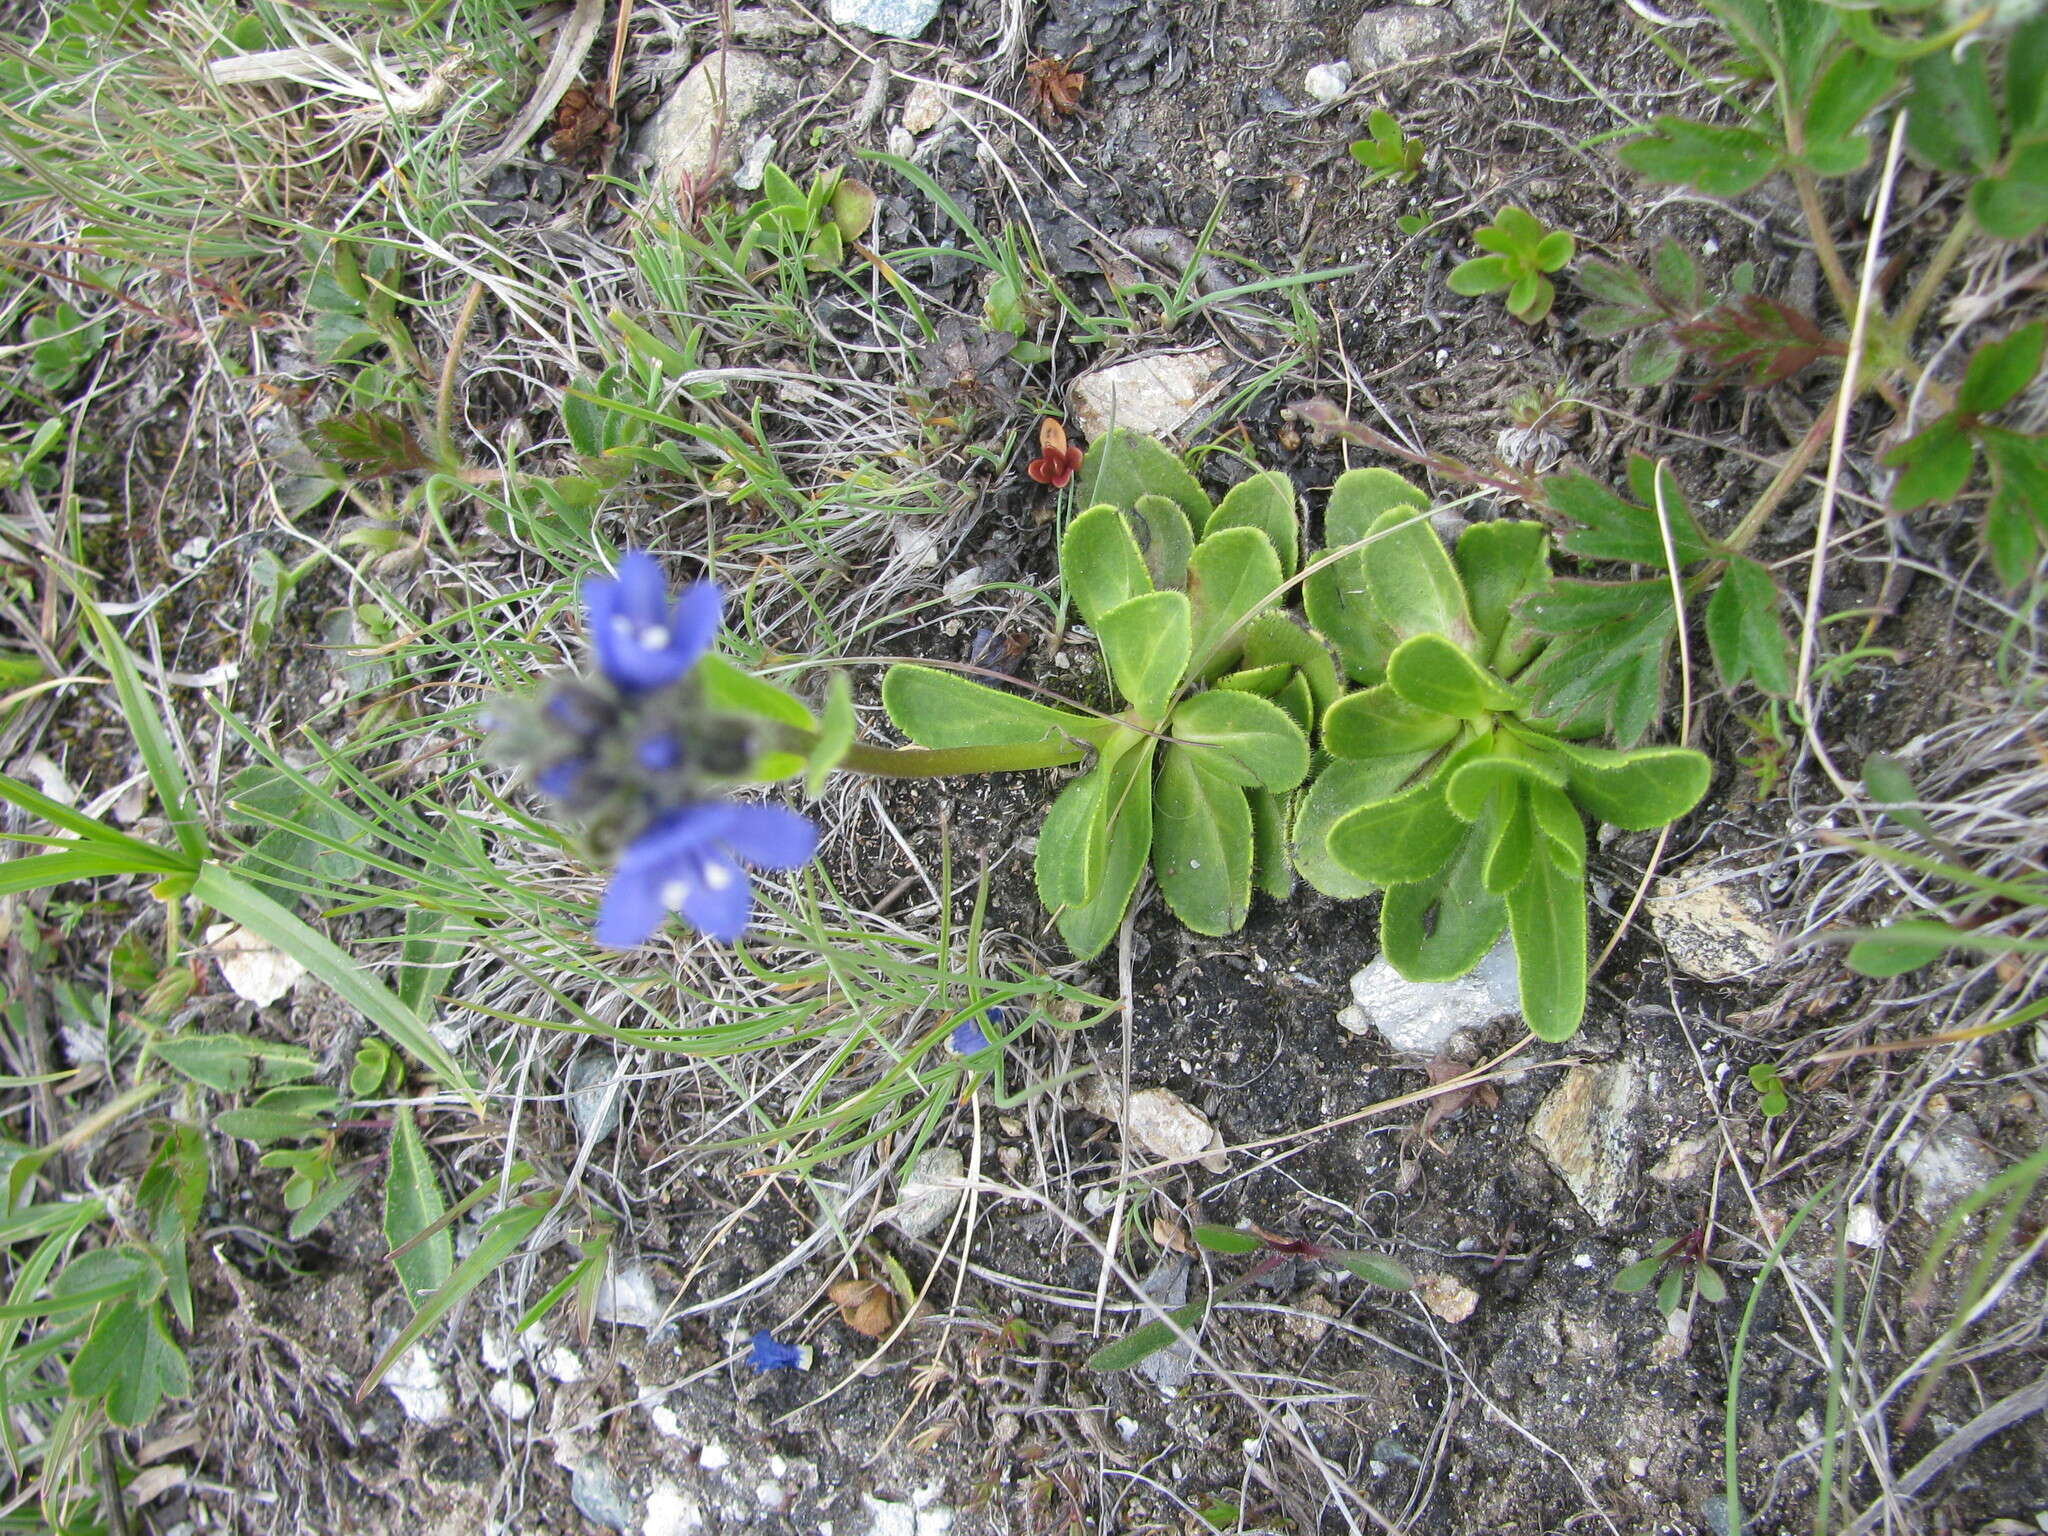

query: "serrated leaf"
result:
(1885, 417), (1974, 508)
(1575, 256), (1657, 314)
(1063, 504), (1155, 627)
(1801, 48), (1895, 176)
(1098, 590), (1192, 721)
(1307, 468), (1429, 683)
(386, 1106), (452, 1308)
(1957, 322), (2046, 415)
(1076, 429), (1214, 535)
(1053, 740), (1155, 961)
(1653, 239), (1703, 310)
(1386, 633), (1526, 718)
(1186, 525), (1283, 679)
(1517, 578), (1678, 746)
(1620, 117), (1783, 195)
(1506, 842), (1587, 1041)
(1906, 43), (1998, 174)
(881, 663), (1099, 750)
(1205, 471), (1299, 576)
(312, 410), (433, 478)
(69, 1298), (189, 1427)
(1290, 751), (1436, 899)
(1152, 747), (1254, 936)
(1705, 555), (1793, 695)
(1541, 462), (1710, 566)
(1968, 138), (2048, 241)
(1170, 689), (1309, 791)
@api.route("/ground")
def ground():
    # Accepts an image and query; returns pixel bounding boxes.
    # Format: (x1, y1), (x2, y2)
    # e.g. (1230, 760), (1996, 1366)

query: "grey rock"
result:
(887, 1146), (965, 1240)
(571, 1461), (637, 1532)
(1648, 871), (1778, 982)
(827, 0), (943, 40)
(640, 51), (799, 188)
(565, 1049), (625, 1143)
(1898, 1118), (2001, 1223)
(1449, 0), (1509, 33)
(1337, 937), (1519, 1054)
(1303, 61), (1353, 102)
(1349, 5), (1469, 73)
(1134, 1256), (1195, 1393)
(1529, 1062), (1642, 1226)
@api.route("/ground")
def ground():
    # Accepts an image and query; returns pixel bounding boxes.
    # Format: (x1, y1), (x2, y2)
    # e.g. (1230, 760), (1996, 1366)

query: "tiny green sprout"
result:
(1396, 212), (1435, 236)
(1748, 1061), (1789, 1118)
(1612, 1225), (1726, 1315)
(1349, 108), (1425, 186)
(1448, 206), (1576, 324)
(756, 162), (875, 271)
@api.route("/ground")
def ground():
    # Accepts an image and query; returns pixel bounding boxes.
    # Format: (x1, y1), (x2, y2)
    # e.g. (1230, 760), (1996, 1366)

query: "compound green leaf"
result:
(1800, 47), (1897, 176)
(1054, 741), (1155, 961)
(1969, 138), (2048, 241)
(1153, 747), (1253, 936)
(1705, 555), (1793, 695)
(1517, 578), (1678, 745)
(1063, 504), (1155, 627)
(1290, 752), (1437, 898)
(1323, 685), (1461, 759)
(1507, 844), (1588, 1041)
(1171, 689), (1310, 791)
(1097, 590), (1192, 721)
(1905, 42), (1998, 173)
(1206, 471), (1299, 576)
(1542, 462), (1711, 566)
(1884, 417), (1974, 508)
(1386, 633), (1525, 718)
(1620, 117), (1784, 196)
(881, 663), (1101, 750)
(70, 1298), (189, 1428)
(1187, 525), (1284, 679)
(1957, 322), (2046, 415)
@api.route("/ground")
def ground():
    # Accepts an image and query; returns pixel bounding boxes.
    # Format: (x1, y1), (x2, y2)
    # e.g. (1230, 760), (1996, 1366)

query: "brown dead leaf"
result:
(828, 1277), (897, 1338)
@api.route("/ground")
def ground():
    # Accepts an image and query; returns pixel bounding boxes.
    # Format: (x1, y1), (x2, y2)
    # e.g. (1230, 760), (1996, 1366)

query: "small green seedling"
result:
(1349, 108), (1425, 186)
(755, 162), (875, 271)
(26, 301), (105, 391)
(1748, 1062), (1789, 1118)
(1088, 1224), (1413, 1372)
(1448, 206), (1575, 323)
(1613, 1225), (1727, 1315)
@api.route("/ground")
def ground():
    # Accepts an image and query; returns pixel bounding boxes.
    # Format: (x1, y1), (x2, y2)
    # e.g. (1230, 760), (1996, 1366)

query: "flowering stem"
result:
(836, 738), (1090, 778)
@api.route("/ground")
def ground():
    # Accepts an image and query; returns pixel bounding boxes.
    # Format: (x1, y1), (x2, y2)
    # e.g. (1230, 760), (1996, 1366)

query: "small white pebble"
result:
(1303, 61), (1352, 102)
(698, 1441), (731, 1471)
(488, 1379), (536, 1421)
(1573, 1253), (1595, 1269)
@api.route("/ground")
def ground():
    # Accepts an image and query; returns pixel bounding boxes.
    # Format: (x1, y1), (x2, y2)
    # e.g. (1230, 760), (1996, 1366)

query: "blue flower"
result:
(582, 551), (721, 697)
(949, 1006), (1006, 1056)
(595, 801), (818, 946)
(748, 1329), (808, 1372)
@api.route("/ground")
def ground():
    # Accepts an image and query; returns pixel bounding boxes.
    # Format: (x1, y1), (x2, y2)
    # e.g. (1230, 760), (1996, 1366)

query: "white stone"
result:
(901, 80), (948, 135)
(1648, 873), (1777, 982)
(488, 1378), (536, 1421)
(546, 1344), (588, 1383)
(479, 1326), (515, 1373)
(1302, 61), (1352, 102)
(941, 566), (984, 599)
(593, 1261), (670, 1329)
(893, 519), (945, 569)
(1417, 1271), (1479, 1324)
(828, 0), (943, 40)
(205, 923), (307, 1008)
(641, 51), (799, 189)
(383, 1343), (453, 1423)
(1845, 1203), (1883, 1248)
(698, 1441), (731, 1471)
(1529, 1062), (1642, 1226)
(862, 1490), (954, 1536)
(886, 1147), (966, 1240)
(647, 1402), (685, 1439)
(734, 132), (776, 191)
(1069, 348), (1231, 443)
(1339, 937), (1519, 1054)
(1349, 6), (1469, 73)
(644, 1485), (705, 1536)
(1898, 1119), (2002, 1223)
(1075, 1077), (1229, 1173)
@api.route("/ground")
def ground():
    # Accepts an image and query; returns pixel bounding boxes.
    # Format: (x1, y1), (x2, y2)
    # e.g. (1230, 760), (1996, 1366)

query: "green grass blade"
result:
(73, 597), (206, 864)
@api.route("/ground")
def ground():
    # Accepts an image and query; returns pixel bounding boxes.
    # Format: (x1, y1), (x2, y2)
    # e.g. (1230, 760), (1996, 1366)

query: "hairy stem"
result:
(1791, 163), (1860, 321)
(1891, 214), (1975, 339)
(434, 280), (487, 468)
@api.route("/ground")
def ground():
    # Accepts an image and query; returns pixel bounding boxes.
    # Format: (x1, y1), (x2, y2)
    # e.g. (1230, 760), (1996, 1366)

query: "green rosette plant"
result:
(1294, 467), (1713, 1040)
(881, 431), (1325, 959)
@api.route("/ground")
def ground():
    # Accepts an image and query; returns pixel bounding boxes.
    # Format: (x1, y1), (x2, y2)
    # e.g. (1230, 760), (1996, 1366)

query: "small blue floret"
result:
(748, 1329), (808, 1372)
(949, 1007), (1006, 1055)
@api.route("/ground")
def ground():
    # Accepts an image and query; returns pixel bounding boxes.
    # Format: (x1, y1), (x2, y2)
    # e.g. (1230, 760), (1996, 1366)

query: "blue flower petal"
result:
(717, 804), (818, 871)
(594, 861), (670, 947)
(679, 849), (753, 942)
(950, 1006), (1004, 1055)
(666, 579), (723, 677)
(748, 1329), (806, 1372)
(583, 553), (715, 696)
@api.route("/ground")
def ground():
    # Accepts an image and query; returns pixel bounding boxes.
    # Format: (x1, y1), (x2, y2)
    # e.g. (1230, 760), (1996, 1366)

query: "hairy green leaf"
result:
(386, 1106), (453, 1309)
(1186, 525), (1284, 679)
(1455, 521), (1550, 674)
(152, 1032), (318, 1094)
(1307, 469), (1430, 682)
(1290, 752), (1436, 899)
(1085, 1298), (1207, 1372)
(1507, 843), (1587, 1040)
(1386, 634), (1526, 718)
(1127, 493), (1197, 589)
(1542, 461), (1711, 566)
(1192, 1224), (1263, 1253)
(1517, 578), (1679, 746)
(1153, 748), (1254, 936)
(1445, 752), (1566, 822)
(1323, 685), (1462, 759)
(1207, 471), (1299, 576)
(1334, 1252), (1415, 1291)
(1251, 787), (1293, 900)
(1523, 732), (1713, 830)
(1364, 507), (1479, 652)
(1063, 504), (1155, 627)
(1053, 741), (1155, 961)
(1705, 555), (1793, 695)
(1241, 612), (1343, 718)
(1326, 755), (1469, 887)
(1171, 690), (1309, 791)
(1381, 824), (1507, 981)
(881, 664), (1099, 750)
(1097, 590), (1192, 720)
(1037, 758), (1118, 910)
(1077, 428), (1213, 535)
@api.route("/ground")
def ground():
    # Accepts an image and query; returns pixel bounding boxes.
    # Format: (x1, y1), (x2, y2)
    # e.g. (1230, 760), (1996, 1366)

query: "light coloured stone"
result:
(893, 519), (944, 569)
(1075, 1077), (1228, 1173)
(1338, 937), (1519, 1053)
(1647, 1134), (1712, 1185)
(205, 923), (306, 1008)
(1135, 1257), (1195, 1393)
(1417, 1271), (1479, 1324)
(1845, 1203), (1883, 1248)
(1647, 874), (1777, 982)
(488, 1378), (536, 1421)
(1069, 348), (1231, 443)
(901, 79), (948, 134)
(593, 1261), (670, 1329)
(566, 1049), (626, 1143)
(886, 1146), (966, 1240)
(644, 1484), (705, 1536)
(1303, 61), (1353, 102)
(383, 1343), (453, 1423)
(829, 0), (943, 39)
(641, 51), (799, 188)
(571, 1461), (636, 1532)
(1349, 6), (1469, 73)
(1898, 1119), (2001, 1223)
(546, 1344), (588, 1383)
(1529, 1063), (1642, 1226)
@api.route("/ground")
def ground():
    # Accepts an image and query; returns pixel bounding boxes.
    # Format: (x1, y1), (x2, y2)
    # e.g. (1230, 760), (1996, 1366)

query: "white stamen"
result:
(660, 879), (690, 911)
(703, 863), (734, 891)
(611, 614), (636, 637)
(640, 624), (670, 649)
